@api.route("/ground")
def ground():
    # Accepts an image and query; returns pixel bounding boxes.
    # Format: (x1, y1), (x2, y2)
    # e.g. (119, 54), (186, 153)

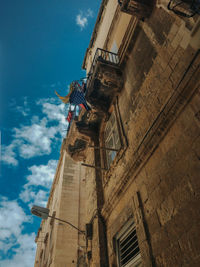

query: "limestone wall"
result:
(34, 150), (86, 267)
(81, 2), (200, 266)
(100, 5), (200, 267)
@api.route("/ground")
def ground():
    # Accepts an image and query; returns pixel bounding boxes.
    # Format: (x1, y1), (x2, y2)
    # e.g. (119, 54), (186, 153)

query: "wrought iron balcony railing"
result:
(168, 0), (200, 17)
(86, 48), (119, 90)
(85, 48), (123, 113)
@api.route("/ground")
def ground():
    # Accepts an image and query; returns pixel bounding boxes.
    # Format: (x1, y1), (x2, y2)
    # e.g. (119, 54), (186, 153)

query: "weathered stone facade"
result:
(34, 141), (87, 267)
(66, 0), (200, 266)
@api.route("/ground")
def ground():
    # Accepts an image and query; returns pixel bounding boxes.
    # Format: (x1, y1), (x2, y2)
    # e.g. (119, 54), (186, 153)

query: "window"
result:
(104, 111), (121, 168)
(116, 219), (142, 267)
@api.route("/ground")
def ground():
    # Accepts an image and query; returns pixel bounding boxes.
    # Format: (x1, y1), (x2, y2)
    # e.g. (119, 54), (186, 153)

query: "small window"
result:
(116, 219), (142, 267)
(104, 112), (121, 168)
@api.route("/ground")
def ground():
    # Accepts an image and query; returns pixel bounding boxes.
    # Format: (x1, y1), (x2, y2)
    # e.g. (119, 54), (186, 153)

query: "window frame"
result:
(104, 110), (121, 169)
(100, 100), (128, 184)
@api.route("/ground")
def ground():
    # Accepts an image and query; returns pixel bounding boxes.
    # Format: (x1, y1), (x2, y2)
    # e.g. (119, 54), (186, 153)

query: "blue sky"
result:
(0, 0), (101, 266)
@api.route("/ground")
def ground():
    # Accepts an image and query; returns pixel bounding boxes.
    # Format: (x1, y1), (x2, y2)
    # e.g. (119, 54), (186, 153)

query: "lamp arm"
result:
(48, 215), (85, 235)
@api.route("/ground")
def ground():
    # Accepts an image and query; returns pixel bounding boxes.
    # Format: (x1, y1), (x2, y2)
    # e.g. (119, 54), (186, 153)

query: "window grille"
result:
(104, 112), (121, 168)
(116, 220), (142, 267)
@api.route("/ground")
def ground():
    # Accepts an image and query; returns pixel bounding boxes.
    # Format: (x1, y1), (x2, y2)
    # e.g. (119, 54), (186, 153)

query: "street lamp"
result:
(31, 205), (85, 235)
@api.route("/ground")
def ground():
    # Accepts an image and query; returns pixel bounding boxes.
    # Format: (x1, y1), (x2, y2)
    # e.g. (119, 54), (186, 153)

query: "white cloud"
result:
(19, 159), (57, 208)
(1, 142), (18, 166)
(24, 159), (57, 188)
(20, 189), (49, 209)
(76, 14), (88, 29)
(0, 233), (36, 267)
(0, 97), (62, 265)
(14, 118), (58, 159)
(40, 102), (66, 124)
(76, 9), (93, 30)
(0, 197), (30, 240)
(1, 98), (67, 166)
(0, 197), (34, 261)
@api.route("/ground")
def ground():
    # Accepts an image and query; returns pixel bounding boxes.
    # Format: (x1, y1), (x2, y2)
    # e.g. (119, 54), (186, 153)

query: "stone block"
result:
(188, 157), (200, 196)
(154, 55), (167, 71)
(148, 7), (175, 46)
(167, 24), (179, 42)
(169, 45), (184, 70)
(176, 105), (196, 133)
(151, 227), (170, 256)
(165, 200), (196, 243)
(155, 253), (167, 267)
(159, 175), (179, 202)
(145, 170), (161, 195)
(161, 64), (173, 85)
(151, 185), (165, 208)
(178, 222), (200, 263)
(143, 184), (165, 219)
(162, 242), (182, 267)
(190, 90), (200, 113)
(139, 240), (152, 267)
(169, 61), (187, 89)
(180, 31), (191, 50)
(135, 168), (148, 190)
(171, 33), (183, 49)
(157, 196), (176, 226)
(184, 120), (200, 141)
(143, 198), (155, 218)
(171, 180), (194, 210)
(146, 211), (161, 236)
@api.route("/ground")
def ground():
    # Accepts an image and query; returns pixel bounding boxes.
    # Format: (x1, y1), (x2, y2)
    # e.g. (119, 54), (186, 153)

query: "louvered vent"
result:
(117, 223), (141, 266)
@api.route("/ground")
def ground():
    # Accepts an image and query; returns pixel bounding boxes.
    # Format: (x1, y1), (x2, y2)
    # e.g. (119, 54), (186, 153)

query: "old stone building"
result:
(65, 0), (200, 266)
(34, 140), (86, 267)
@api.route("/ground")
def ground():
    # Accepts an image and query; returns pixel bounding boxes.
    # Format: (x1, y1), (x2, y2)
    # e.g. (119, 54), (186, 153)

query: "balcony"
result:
(65, 49), (123, 160)
(65, 109), (104, 161)
(118, 0), (154, 18)
(86, 48), (123, 113)
(167, 0), (200, 17)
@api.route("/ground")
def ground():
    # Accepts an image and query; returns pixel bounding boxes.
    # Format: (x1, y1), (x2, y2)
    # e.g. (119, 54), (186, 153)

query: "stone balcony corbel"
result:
(118, 0), (154, 18)
(65, 110), (105, 162)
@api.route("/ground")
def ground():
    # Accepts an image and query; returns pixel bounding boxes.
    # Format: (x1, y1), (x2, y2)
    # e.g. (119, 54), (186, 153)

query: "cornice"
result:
(82, 0), (109, 69)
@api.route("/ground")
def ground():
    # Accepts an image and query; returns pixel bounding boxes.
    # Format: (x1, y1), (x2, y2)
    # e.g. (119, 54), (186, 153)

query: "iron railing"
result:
(86, 48), (119, 89)
(66, 49), (120, 135)
(168, 0), (200, 17)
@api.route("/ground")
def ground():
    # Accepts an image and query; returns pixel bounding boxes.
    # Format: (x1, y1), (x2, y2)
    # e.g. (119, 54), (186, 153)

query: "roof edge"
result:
(82, 0), (108, 70)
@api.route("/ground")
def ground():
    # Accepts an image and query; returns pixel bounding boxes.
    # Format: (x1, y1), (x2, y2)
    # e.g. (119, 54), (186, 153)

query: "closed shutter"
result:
(116, 220), (143, 267)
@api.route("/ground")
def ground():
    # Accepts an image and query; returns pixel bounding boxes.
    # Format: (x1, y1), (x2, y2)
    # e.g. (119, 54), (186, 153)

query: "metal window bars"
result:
(118, 225), (141, 266)
(168, 0), (200, 17)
